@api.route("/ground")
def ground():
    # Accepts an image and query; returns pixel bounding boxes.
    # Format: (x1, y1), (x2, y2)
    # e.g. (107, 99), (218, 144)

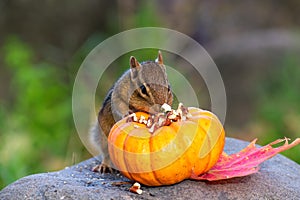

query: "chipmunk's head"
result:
(129, 51), (173, 114)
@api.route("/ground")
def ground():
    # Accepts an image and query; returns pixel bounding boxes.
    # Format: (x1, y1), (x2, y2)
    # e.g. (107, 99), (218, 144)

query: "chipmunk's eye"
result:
(140, 85), (147, 95)
(168, 85), (171, 92)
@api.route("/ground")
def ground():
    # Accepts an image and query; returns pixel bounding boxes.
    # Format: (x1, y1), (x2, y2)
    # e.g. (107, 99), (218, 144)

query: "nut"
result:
(161, 103), (172, 112)
(129, 182), (143, 195)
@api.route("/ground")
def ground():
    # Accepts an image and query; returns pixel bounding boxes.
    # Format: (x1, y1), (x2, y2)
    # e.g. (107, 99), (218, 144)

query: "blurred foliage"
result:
(0, 37), (74, 188)
(255, 54), (300, 163)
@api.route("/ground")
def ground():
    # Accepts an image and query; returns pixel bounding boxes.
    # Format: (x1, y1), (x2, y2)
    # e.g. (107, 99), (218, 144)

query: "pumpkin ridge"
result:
(122, 131), (134, 181)
(149, 133), (163, 185)
(201, 124), (212, 173)
(188, 122), (210, 176)
(207, 116), (225, 161)
(207, 124), (225, 170)
(198, 116), (225, 173)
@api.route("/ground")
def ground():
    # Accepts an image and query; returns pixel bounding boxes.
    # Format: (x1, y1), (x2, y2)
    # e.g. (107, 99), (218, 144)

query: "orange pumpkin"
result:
(108, 107), (225, 186)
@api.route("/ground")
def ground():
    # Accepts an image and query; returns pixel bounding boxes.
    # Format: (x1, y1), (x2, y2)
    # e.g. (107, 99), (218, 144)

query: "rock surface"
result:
(1, 137), (300, 200)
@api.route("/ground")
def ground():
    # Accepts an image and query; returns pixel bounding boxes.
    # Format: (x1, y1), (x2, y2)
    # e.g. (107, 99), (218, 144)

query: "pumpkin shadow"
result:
(192, 175), (254, 185)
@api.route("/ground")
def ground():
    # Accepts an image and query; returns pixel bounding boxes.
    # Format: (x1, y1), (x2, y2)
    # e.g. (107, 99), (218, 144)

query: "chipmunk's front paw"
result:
(92, 163), (115, 173)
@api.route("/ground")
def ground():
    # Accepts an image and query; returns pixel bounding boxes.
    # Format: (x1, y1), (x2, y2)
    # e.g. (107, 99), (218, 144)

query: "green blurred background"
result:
(1, 0), (300, 189)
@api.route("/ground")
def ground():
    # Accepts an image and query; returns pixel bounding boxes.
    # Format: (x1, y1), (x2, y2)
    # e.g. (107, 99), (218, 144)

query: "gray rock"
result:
(1, 138), (300, 200)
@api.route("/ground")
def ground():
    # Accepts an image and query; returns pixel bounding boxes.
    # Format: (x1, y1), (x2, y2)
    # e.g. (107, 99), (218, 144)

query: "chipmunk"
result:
(91, 51), (173, 173)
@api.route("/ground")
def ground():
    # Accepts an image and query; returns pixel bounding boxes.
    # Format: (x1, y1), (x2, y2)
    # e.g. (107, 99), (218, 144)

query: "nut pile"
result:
(126, 103), (191, 133)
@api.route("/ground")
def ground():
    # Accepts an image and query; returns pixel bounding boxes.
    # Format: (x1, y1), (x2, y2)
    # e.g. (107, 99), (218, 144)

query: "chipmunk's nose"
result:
(149, 104), (161, 114)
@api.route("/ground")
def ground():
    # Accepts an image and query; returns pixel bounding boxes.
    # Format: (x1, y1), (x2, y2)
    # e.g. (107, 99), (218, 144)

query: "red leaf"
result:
(190, 138), (300, 181)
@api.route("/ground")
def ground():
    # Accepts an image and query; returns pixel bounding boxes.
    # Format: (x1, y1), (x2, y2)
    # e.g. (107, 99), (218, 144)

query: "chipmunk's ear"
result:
(130, 56), (140, 69)
(155, 50), (163, 65)
(130, 56), (140, 78)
